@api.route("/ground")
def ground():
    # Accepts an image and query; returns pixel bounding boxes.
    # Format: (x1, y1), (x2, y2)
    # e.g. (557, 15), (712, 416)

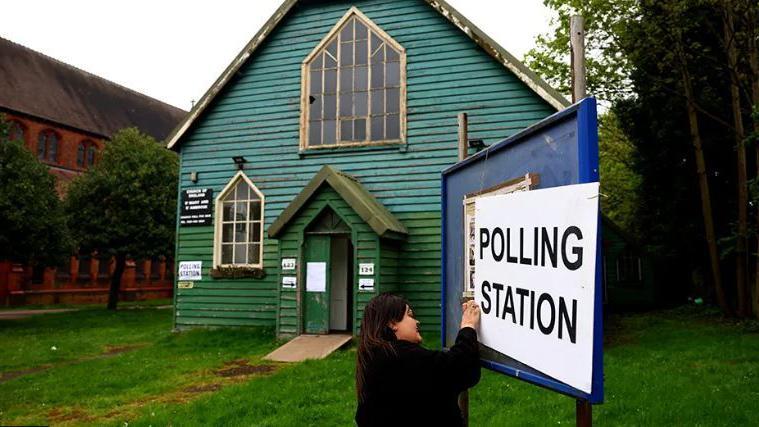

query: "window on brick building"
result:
(77, 255), (91, 281)
(98, 256), (111, 279)
(8, 121), (26, 143)
(77, 143), (85, 167)
(87, 144), (96, 167)
(77, 140), (97, 168)
(37, 130), (59, 163)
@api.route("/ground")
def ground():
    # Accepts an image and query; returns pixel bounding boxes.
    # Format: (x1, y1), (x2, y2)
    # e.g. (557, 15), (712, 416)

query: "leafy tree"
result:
(524, 0), (637, 103)
(597, 112), (640, 232)
(0, 114), (70, 265)
(65, 128), (178, 310)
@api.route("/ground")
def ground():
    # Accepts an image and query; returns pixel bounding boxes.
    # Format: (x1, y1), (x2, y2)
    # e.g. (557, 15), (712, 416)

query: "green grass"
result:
(1, 305), (758, 426)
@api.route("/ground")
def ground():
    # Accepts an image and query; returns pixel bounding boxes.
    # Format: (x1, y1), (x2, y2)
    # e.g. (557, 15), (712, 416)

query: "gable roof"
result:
(0, 36), (187, 141)
(268, 165), (408, 239)
(166, 0), (569, 150)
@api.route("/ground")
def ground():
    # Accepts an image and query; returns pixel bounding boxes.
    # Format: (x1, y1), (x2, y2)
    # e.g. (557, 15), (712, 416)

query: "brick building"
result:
(0, 36), (186, 305)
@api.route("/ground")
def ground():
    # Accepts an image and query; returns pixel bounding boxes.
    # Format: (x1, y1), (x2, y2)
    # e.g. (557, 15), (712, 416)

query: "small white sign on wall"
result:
(282, 276), (297, 289)
(178, 261), (202, 281)
(358, 278), (375, 291)
(359, 263), (374, 276)
(281, 258), (297, 271)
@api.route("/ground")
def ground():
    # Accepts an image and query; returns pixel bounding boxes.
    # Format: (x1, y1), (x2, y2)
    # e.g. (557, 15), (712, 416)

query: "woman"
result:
(355, 293), (481, 426)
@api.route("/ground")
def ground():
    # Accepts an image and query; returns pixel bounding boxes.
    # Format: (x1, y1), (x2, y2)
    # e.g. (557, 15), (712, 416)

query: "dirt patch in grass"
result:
(102, 343), (146, 355)
(215, 360), (276, 378)
(48, 408), (92, 424)
(183, 383), (223, 393)
(0, 365), (51, 384)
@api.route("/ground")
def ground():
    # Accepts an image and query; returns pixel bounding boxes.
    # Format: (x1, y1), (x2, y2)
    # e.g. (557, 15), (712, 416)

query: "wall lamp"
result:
(232, 156), (248, 170)
(468, 139), (486, 151)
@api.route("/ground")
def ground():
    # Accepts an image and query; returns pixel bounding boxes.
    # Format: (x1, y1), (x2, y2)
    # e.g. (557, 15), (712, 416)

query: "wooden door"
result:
(304, 235), (330, 334)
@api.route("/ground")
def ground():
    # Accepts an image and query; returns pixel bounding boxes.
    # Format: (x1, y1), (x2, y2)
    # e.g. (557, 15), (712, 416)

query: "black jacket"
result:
(355, 327), (481, 427)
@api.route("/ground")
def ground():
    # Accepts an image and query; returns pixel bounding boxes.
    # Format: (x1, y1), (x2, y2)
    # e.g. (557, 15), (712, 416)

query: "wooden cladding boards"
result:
(175, 0), (555, 330)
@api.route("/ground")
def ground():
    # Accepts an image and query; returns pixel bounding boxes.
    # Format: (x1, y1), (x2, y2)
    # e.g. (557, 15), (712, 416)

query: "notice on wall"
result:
(359, 263), (374, 276)
(474, 182), (599, 394)
(178, 261), (203, 281)
(177, 281), (194, 289)
(358, 278), (375, 291)
(281, 258), (297, 271)
(282, 276), (297, 289)
(306, 262), (326, 292)
(180, 188), (213, 226)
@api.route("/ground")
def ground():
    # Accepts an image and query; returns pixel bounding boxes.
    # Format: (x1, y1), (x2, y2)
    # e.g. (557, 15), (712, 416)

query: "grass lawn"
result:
(1, 305), (757, 426)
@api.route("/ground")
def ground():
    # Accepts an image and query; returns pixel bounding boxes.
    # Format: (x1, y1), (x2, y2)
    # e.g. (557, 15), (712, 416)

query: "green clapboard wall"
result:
(174, 0), (556, 332)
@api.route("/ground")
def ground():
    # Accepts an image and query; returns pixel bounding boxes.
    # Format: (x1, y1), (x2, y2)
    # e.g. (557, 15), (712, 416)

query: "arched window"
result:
(302, 7), (405, 149)
(214, 172), (265, 267)
(37, 130), (59, 163)
(8, 121), (25, 143)
(77, 142), (86, 167)
(87, 144), (97, 167)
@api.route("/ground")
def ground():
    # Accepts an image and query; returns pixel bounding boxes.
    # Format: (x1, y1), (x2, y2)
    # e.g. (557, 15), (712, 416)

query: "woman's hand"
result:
(460, 300), (480, 330)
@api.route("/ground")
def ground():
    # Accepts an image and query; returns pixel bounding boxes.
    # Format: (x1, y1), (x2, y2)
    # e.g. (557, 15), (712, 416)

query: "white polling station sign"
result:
(474, 182), (599, 393)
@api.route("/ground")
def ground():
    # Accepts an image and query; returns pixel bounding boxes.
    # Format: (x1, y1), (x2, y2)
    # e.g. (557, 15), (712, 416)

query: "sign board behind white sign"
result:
(474, 183), (599, 393)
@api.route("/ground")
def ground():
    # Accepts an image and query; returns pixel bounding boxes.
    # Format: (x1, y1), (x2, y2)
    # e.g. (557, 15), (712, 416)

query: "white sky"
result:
(1, 0), (556, 111)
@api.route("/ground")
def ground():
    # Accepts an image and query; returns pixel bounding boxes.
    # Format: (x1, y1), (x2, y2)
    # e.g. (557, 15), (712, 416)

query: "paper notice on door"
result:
(306, 262), (327, 292)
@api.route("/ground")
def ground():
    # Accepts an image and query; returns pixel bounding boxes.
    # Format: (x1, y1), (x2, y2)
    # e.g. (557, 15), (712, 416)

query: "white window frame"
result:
(300, 6), (407, 150)
(213, 171), (265, 269)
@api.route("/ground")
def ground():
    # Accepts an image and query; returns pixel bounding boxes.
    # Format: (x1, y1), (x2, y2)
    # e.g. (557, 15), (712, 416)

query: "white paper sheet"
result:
(306, 262), (327, 292)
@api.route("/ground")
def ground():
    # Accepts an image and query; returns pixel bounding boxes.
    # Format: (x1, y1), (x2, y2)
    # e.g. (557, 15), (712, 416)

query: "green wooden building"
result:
(167, 0), (571, 336)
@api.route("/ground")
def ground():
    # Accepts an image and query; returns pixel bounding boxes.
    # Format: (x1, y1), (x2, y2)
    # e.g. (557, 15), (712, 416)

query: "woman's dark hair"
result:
(356, 292), (409, 403)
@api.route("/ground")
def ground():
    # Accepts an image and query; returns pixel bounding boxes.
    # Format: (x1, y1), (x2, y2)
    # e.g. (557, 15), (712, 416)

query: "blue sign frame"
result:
(440, 97), (603, 403)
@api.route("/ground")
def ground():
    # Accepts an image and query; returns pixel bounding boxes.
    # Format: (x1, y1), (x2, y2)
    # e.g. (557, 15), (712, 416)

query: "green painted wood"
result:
(174, 0), (556, 331)
(304, 234), (330, 334)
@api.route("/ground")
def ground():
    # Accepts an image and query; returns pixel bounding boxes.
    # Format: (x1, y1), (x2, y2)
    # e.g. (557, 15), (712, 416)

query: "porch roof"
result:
(268, 165), (407, 240)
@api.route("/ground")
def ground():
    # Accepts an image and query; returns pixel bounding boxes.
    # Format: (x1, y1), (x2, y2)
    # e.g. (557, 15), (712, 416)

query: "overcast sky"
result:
(1, 1), (556, 111)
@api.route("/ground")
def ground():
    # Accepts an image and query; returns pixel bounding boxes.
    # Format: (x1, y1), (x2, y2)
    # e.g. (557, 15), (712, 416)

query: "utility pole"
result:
(457, 111), (471, 427)
(570, 16), (586, 103)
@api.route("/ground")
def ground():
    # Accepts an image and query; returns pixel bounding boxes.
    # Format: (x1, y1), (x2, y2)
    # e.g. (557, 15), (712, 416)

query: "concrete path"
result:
(264, 334), (352, 362)
(0, 308), (78, 320)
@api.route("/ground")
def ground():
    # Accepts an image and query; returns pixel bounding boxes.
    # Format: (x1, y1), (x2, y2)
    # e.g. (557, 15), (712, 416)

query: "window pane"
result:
(327, 39), (338, 58)
(222, 224), (234, 243)
(222, 245), (233, 264)
(323, 120), (337, 145)
(235, 201), (248, 220)
(311, 52), (323, 69)
(354, 119), (366, 141)
(339, 68), (352, 93)
(223, 202), (234, 221)
(310, 95), (322, 119)
(386, 46), (400, 62)
(77, 144), (85, 166)
(248, 222), (261, 243)
(309, 121), (322, 146)
(324, 95), (336, 119)
(248, 244), (261, 265)
(371, 89), (384, 115)
(48, 135), (57, 162)
(355, 40), (367, 65)
(386, 62), (400, 87)
(324, 69), (337, 93)
(340, 19), (353, 42)
(370, 32), (383, 55)
(386, 114), (400, 139)
(234, 244), (247, 264)
(37, 135), (45, 159)
(250, 201), (261, 220)
(340, 119), (353, 141)
(235, 223), (247, 242)
(310, 70), (321, 95)
(340, 42), (353, 66)
(235, 181), (250, 200)
(355, 20), (367, 39)
(371, 62), (384, 89)
(355, 66), (368, 91)
(386, 88), (400, 114)
(340, 92), (352, 117)
(87, 146), (96, 166)
(324, 51), (337, 69)
(371, 116), (384, 140)
(355, 92), (368, 116)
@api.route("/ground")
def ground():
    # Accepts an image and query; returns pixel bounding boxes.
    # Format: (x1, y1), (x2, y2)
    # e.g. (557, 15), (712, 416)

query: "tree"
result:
(597, 112), (641, 232)
(524, 0), (637, 103)
(65, 128), (178, 310)
(0, 114), (70, 265)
